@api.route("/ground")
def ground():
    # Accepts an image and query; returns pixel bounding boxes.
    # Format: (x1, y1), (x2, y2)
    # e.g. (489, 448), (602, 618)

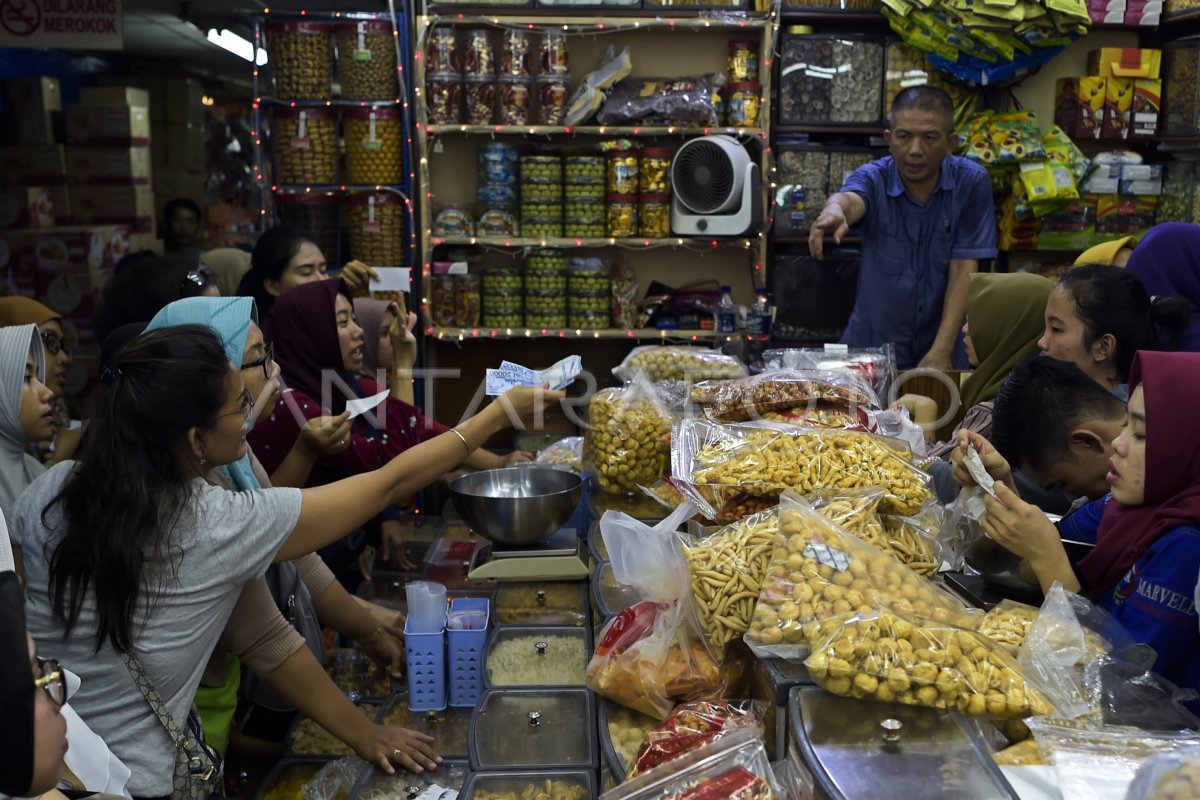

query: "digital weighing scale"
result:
(466, 526), (590, 582)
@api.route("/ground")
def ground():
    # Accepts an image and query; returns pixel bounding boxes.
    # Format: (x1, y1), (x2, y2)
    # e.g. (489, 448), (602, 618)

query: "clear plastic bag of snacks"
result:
(978, 600), (1040, 656)
(1124, 746), (1200, 800)
(691, 369), (879, 423)
(764, 345), (896, 403)
(602, 727), (781, 800)
(629, 701), (764, 778)
(585, 376), (673, 495)
(614, 345), (747, 383)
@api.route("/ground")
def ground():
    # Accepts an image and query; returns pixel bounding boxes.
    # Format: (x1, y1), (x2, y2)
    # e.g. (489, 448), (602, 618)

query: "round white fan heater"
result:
(669, 135), (762, 236)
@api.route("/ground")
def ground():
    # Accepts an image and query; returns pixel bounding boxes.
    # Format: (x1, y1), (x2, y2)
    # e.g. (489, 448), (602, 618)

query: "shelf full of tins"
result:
(410, 6), (781, 388)
(250, 6), (418, 278)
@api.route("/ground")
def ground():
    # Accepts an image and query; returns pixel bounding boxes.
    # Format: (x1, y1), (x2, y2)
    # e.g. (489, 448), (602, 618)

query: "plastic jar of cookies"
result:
(425, 73), (463, 125)
(638, 194), (670, 239)
(465, 75), (497, 125)
(463, 29), (495, 74)
(274, 192), (340, 264)
(498, 76), (533, 125)
(344, 106), (403, 185)
(563, 201), (605, 238)
(427, 28), (458, 74)
(346, 193), (406, 266)
(640, 148), (672, 194)
(500, 29), (533, 77)
(265, 22), (333, 99)
(477, 205), (519, 237)
(478, 143), (519, 186)
(537, 76), (569, 125)
(540, 31), (569, 76)
(606, 194), (638, 238)
(728, 81), (761, 127)
(273, 107), (338, 185)
(607, 149), (639, 195)
(335, 21), (398, 100)
(432, 203), (472, 236)
(728, 40), (759, 82)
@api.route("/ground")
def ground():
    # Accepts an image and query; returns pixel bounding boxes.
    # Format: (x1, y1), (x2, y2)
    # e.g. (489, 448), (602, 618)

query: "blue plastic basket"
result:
(404, 619), (447, 712)
(447, 597), (490, 707)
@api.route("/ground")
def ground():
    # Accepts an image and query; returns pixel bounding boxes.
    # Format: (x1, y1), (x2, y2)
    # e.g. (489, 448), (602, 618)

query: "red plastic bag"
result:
(629, 701), (763, 778)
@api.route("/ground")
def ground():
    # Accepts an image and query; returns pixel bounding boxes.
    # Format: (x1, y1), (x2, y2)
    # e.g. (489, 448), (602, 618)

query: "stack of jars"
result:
(498, 30), (533, 125)
(482, 263), (524, 328)
(568, 257), (611, 330)
(726, 39), (762, 128)
(525, 249), (568, 329)
(564, 155), (605, 238)
(426, 28), (463, 125)
(639, 147), (673, 239)
(464, 29), (496, 125)
(431, 271), (482, 328)
(606, 148), (639, 238)
(537, 32), (570, 125)
(477, 143), (519, 237)
(521, 154), (563, 237)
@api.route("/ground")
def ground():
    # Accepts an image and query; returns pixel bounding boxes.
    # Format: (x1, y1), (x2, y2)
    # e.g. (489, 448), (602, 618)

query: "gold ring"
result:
(393, 748), (401, 757)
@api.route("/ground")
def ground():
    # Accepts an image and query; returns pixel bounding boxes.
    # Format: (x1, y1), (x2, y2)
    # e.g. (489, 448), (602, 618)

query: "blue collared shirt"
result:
(839, 154), (998, 368)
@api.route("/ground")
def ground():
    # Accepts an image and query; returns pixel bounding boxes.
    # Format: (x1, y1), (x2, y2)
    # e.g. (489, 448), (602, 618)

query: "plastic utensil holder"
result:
(404, 619), (447, 712)
(447, 597), (490, 707)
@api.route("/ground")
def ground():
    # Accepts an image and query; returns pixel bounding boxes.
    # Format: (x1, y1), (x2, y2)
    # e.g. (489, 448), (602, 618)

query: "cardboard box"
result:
(80, 86), (151, 108)
(1088, 47), (1162, 80)
(1120, 179), (1163, 195)
(0, 145), (67, 184)
(1130, 79), (1162, 140)
(4, 77), (62, 145)
(65, 105), (151, 147)
(1102, 78), (1134, 140)
(164, 123), (205, 172)
(66, 146), (152, 184)
(1120, 164), (1164, 181)
(71, 185), (155, 231)
(0, 225), (131, 309)
(1082, 164), (1121, 194)
(1095, 194), (1157, 234)
(159, 78), (205, 128)
(1090, 9), (1125, 22)
(1124, 7), (1161, 23)
(0, 187), (55, 229)
(1055, 78), (1106, 140)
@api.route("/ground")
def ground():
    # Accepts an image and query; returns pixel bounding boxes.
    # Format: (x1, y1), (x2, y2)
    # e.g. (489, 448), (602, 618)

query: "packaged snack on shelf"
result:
(596, 74), (723, 127)
(629, 701), (764, 778)
(602, 727), (782, 800)
(535, 435), (583, 472)
(585, 378), (673, 495)
(692, 369), (879, 424)
(979, 600), (1040, 655)
(1124, 746), (1200, 800)
(684, 508), (779, 657)
(743, 491), (978, 660)
(588, 504), (747, 720)
(763, 346), (896, 401)
(566, 45), (633, 127)
(804, 608), (1054, 718)
(672, 420), (931, 520)
(614, 345), (746, 383)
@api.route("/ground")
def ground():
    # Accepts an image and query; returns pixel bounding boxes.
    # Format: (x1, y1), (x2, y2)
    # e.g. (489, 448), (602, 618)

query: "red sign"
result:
(0, 0), (123, 50)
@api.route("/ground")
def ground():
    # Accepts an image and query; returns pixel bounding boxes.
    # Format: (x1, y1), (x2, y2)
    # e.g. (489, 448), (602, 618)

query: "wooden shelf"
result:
(427, 326), (767, 340)
(418, 11), (771, 28)
(425, 123), (768, 138)
(775, 124), (885, 135)
(430, 235), (759, 248)
(778, 8), (887, 22)
(257, 97), (404, 108)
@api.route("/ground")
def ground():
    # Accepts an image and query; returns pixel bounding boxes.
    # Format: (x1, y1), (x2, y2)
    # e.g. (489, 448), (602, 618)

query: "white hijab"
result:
(0, 325), (46, 520)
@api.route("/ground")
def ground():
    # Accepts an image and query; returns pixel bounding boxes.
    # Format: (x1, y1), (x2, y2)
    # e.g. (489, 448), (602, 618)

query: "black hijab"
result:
(0, 570), (34, 796)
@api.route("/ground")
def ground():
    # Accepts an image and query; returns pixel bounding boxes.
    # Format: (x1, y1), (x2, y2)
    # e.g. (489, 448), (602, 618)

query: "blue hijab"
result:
(145, 296), (261, 491)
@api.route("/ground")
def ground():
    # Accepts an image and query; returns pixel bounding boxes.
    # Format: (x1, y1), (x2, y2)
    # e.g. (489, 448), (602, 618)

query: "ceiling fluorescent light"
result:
(207, 29), (268, 65)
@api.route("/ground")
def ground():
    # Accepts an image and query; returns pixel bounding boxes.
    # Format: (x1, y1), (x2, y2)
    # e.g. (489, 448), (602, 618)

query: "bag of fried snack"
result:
(588, 503), (744, 719)
(603, 727), (781, 800)
(628, 701), (763, 779)
(692, 369), (878, 424)
(672, 420), (932, 521)
(744, 491), (979, 661)
(881, 503), (945, 577)
(808, 487), (888, 551)
(979, 600), (1040, 656)
(1124, 746), (1200, 800)
(613, 345), (746, 383)
(804, 608), (1055, 718)
(586, 373), (674, 495)
(683, 508), (779, 658)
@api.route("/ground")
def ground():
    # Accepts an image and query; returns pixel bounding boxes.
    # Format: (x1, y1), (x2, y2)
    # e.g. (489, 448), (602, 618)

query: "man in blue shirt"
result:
(808, 87), (998, 370)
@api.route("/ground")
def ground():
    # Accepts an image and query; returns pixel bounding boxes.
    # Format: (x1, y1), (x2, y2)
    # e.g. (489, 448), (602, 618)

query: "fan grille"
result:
(673, 139), (736, 214)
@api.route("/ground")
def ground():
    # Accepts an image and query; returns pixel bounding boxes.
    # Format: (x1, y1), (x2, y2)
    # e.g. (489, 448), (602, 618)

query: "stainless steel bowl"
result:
(450, 467), (583, 547)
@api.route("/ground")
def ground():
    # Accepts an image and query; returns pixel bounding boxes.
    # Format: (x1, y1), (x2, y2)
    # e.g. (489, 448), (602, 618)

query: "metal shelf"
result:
(417, 10), (771, 27)
(257, 97), (406, 108)
(430, 234), (758, 248)
(427, 326), (768, 340)
(424, 123), (768, 138)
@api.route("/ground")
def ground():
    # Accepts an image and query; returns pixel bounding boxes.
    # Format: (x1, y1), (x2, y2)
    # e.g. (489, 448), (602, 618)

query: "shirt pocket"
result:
(874, 234), (911, 279)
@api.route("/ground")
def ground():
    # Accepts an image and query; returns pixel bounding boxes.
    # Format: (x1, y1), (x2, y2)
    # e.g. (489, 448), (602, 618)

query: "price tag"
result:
(361, 138), (382, 152)
(354, 49), (372, 61)
(289, 137), (311, 150)
(355, 24), (371, 61)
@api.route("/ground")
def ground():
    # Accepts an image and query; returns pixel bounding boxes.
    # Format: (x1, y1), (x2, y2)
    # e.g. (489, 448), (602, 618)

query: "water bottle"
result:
(753, 288), (772, 336)
(716, 285), (737, 334)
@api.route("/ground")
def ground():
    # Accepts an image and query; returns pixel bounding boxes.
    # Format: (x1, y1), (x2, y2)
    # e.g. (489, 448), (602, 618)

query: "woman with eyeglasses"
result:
(236, 226), (377, 319)
(145, 297), (426, 765)
(10, 324), (561, 798)
(0, 325), (54, 521)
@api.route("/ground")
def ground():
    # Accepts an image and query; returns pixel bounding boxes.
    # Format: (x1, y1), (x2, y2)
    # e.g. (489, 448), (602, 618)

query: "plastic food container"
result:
(272, 107), (337, 185)
(638, 193), (670, 239)
(521, 154), (563, 184)
(526, 311), (567, 329)
(484, 625), (590, 688)
(477, 205), (519, 237)
(565, 155), (604, 185)
(498, 76), (533, 125)
(433, 203), (472, 236)
(465, 75), (497, 125)
(567, 257), (609, 296)
(589, 486), (670, 521)
(254, 757), (335, 800)
(607, 149), (639, 195)
(779, 34), (884, 126)
(348, 759), (469, 800)
(425, 73), (464, 125)
(728, 81), (761, 127)
(377, 696), (474, 759)
(591, 561), (640, 619)
(345, 193), (405, 267)
(343, 106), (403, 185)
(1163, 41), (1200, 136)
(287, 700), (382, 756)
(494, 581), (587, 626)
(427, 28), (459, 74)
(600, 699), (658, 779)
(538, 76), (569, 125)
(464, 29), (495, 73)
(500, 29), (533, 76)
(478, 142), (519, 185)
(729, 39), (759, 82)
(265, 22), (333, 99)
(563, 202), (605, 238)
(788, 687), (1021, 799)
(469, 688), (598, 770)
(461, 771), (595, 800)
(335, 21), (397, 101)
(568, 309), (609, 330)
(324, 648), (395, 700)
(540, 31), (569, 75)
(606, 193), (638, 238)
(587, 522), (609, 563)
(274, 192), (339, 265)
(639, 148), (672, 194)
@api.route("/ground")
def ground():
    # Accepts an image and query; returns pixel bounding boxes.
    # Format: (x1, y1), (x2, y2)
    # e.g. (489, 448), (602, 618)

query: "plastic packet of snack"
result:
(602, 727), (781, 800)
(979, 600), (1040, 655)
(628, 701), (764, 779)
(692, 369), (879, 424)
(1123, 746), (1200, 800)
(880, 504), (945, 577)
(585, 375), (674, 495)
(615, 345), (746, 384)
(535, 435), (584, 472)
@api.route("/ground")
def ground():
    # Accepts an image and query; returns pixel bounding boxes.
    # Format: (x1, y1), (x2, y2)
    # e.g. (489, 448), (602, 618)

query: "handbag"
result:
(120, 651), (223, 800)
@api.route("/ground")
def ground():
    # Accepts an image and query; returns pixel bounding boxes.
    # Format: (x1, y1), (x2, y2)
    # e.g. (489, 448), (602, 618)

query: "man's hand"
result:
(354, 723), (441, 775)
(808, 204), (850, 260)
(388, 311), (418, 370)
(949, 430), (1015, 492)
(340, 260), (380, 294)
(917, 348), (953, 371)
(298, 412), (352, 458)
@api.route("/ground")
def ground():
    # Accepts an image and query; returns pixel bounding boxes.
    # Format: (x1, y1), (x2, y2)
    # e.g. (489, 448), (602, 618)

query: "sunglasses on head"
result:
(180, 264), (215, 296)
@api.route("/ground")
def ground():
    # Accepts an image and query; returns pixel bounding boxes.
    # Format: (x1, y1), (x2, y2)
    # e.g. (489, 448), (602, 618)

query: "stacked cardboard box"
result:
(1056, 50), (1162, 143)
(1, 77), (68, 228)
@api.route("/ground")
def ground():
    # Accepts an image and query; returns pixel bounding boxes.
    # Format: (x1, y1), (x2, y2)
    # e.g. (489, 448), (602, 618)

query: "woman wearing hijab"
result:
(1125, 222), (1200, 353)
(0, 299), (79, 465)
(236, 226), (377, 319)
(0, 325), (54, 520)
(201, 248), (253, 298)
(951, 350), (1200, 694)
(144, 297), (423, 763)
(1074, 235), (1137, 268)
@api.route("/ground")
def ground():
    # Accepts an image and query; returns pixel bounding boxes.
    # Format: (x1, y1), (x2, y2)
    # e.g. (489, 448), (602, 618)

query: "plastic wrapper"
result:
(607, 703), (660, 774)
(1124, 746), (1200, 800)
(353, 762), (468, 800)
(614, 346), (746, 383)
(566, 46), (633, 127)
(692, 370), (878, 424)
(587, 504), (747, 720)
(744, 492), (978, 660)
(643, 480), (776, 527)
(585, 377), (673, 495)
(804, 608), (1054, 718)
(629, 701), (764, 778)
(302, 756), (366, 800)
(808, 487), (886, 552)
(596, 74), (723, 127)
(880, 504), (945, 577)
(1027, 719), (1200, 800)
(672, 420), (932, 521)
(993, 739), (1045, 767)
(535, 436), (584, 472)
(763, 346), (895, 403)
(979, 601), (1040, 655)
(684, 509), (779, 657)
(756, 404), (876, 433)
(601, 727), (781, 800)
(612, 261), (639, 330)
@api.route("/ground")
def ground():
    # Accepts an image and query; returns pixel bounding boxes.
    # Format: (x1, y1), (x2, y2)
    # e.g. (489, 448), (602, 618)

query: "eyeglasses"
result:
(216, 388), (255, 421)
(40, 331), (69, 357)
(34, 657), (68, 706)
(241, 342), (274, 381)
(180, 264), (215, 297)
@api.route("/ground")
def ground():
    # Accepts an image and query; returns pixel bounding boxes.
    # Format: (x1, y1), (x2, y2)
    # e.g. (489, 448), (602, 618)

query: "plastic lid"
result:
(498, 75), (534, 85)
(606, 193), (637, 202)
(427, 72), (463, 82)
(642, 147), (674, 159)
(789, 688), (1019, 800)
(334, 19), (393, 34)
(344, 105), (401, 120)
(537, 74), (569, 84)
(275, 192), (340, 205)
(465, 74), (497, 83)
(494, 581), (585, 625)
(266, 20), (334, 33)
(484, 626), (589, 688)
(469, 689), (596, 769)
(345, 192), (403, 205)
(272, 106), (337, 120)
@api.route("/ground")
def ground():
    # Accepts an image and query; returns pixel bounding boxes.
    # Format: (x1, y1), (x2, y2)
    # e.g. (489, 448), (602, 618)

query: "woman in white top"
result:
(11, 324), (558, 798)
